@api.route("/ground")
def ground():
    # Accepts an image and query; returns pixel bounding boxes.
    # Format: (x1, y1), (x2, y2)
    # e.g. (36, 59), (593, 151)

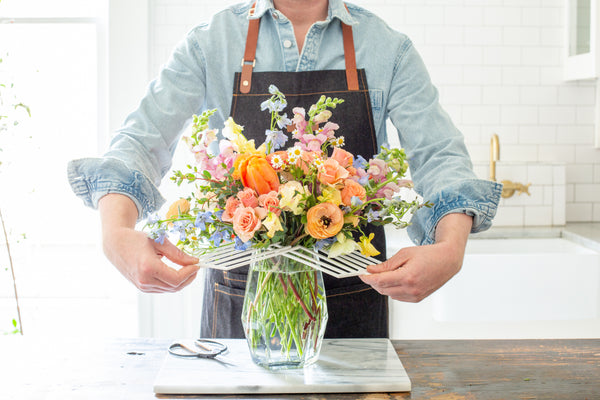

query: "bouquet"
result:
(145, 85), (428, 259)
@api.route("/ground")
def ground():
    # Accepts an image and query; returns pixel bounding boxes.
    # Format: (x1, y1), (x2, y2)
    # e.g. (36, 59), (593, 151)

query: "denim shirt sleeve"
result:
(67, 28), (208, 220)
(387, 39), (502, 245)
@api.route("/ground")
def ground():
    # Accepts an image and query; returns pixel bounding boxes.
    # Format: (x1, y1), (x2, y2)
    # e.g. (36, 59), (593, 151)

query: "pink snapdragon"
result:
(368, 158), (389, 182)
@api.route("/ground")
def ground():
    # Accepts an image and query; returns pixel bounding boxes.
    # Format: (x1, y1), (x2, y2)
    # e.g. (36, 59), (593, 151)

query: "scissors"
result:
(168, 339), (233, 364)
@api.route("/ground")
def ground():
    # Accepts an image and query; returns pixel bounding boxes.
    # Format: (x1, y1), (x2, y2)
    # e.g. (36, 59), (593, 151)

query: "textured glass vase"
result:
(241, 251), (328, 369)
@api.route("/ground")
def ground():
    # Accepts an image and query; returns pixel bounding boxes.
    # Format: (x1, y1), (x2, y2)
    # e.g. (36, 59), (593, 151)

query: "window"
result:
(0, 0), (137, 337)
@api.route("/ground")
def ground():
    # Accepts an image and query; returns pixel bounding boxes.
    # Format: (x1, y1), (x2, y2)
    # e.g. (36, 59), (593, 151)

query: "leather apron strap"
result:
(240, 5), (359, 93)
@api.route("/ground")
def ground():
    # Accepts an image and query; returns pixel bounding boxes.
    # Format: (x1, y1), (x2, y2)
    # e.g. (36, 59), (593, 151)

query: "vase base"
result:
(251, 355), (318, 370)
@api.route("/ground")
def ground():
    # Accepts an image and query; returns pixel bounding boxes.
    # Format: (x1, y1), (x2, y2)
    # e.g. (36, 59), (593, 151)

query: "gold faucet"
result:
(489, 133), (531, 199)
(490, 133), (499, 181)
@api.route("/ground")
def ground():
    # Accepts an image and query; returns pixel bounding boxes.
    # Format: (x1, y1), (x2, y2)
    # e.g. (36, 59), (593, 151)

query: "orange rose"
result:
(237, 187), (259, 208)
(232, 206), (261, 242)
(340, 179), (367, 207)
(237, 154), (280, 195)
(330, 147), (354, 169)
(317, 159), (349, 186)
(305, 202), (344, 239)
(221, 196), (241, 222)
(258, 191), (281, 216)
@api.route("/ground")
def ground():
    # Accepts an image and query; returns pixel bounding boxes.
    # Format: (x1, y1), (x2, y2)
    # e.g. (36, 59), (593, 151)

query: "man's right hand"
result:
(98, 194), (200, 293)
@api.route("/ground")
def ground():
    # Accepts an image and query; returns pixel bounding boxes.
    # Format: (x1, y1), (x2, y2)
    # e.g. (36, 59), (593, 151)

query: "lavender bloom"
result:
(147, 213), (160, 224)
(366, 209), (381, 223)
(350, 196), (363, 207)
(314, 237), (335, 252)
(276, 113), (292, 129)
(171, 220), (188, 241)
(195, 211), (213, 230)
(153, 228), (167, 245)
(234, 236), (252, 251)
(353, 155), (368, 169)
(265, 129), (288, 150)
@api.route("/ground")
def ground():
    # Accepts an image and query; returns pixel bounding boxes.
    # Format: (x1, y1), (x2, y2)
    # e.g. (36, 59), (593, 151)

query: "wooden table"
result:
(1, 337), (598, 399)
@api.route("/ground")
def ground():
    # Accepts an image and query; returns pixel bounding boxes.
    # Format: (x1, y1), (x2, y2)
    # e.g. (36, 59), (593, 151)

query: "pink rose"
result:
(331, 147), (354, 169)
(318, 158), (349, 186)
(232, 206), (262, 242)
(258, 191), (281, 216)
(237, 187), (259, 208)
(221, 196), (241, 222)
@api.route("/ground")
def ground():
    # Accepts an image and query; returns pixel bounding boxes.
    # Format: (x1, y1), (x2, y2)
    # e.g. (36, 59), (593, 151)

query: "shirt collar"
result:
(249, 0), (357, 25)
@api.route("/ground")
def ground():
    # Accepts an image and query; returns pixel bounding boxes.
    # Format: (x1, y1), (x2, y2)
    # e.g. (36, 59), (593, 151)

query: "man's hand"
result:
(99, 194), (200, 293)
(360, 213), (473, 303)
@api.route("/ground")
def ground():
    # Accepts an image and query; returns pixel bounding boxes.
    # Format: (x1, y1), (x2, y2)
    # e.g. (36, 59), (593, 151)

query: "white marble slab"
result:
(153, 338), (411, 394)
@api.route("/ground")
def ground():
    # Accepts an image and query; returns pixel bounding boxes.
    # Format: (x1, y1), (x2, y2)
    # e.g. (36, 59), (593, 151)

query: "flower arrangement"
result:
(145, 85), (428, 259)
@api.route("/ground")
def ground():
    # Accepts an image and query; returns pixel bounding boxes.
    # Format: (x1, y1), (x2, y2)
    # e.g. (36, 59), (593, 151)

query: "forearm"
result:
(434, 212), (473, 265)
(98, 193), (139, 233)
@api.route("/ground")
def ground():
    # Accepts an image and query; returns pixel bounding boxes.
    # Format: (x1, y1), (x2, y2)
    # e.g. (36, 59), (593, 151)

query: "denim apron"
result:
(200, 10), (388, 339)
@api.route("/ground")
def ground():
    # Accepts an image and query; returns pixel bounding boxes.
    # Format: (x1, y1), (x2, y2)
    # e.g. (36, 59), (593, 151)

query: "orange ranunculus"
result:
(305, 202), (344, 239)
(317, 158), (349, 186)
(330, 147), (354, 169)
(237, 154), (280, 195)
(340, 179), (367, 207)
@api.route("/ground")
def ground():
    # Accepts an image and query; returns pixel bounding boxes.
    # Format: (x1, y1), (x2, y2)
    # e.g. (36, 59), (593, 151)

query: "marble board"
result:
(153, 338), (411, 394)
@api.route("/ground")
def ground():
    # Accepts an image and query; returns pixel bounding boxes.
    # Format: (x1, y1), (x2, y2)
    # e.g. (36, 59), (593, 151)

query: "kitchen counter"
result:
(1, 336), (598, 399)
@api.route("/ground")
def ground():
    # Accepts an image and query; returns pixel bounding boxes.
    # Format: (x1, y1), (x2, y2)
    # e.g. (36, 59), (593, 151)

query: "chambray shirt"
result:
(68, 0), (502, 246)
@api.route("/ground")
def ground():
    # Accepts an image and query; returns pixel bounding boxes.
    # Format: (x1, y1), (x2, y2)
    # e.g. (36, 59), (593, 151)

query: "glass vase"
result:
(241, 251), (328, 369)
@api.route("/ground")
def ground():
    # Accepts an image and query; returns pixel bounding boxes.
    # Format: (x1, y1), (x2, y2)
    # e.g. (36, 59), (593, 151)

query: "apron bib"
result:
(200, 9), (388, 339)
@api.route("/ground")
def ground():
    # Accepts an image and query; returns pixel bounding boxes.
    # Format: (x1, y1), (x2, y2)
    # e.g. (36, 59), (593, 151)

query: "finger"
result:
(360, 268), (404, 289)
(154, 263), (200, 288)
(152, 238), (199, 265)
(366, 249), (411, 273)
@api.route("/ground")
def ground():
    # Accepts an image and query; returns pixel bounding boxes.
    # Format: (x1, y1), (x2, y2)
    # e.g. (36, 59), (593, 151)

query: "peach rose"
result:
(221, 196), (241, 222)
(330, 147), (354, 169)
(258, 191), (281, 216)
(340, 179), (367, 207)
(237, 187), (259, 208)
(165, 198), (190, 219)
(305, 202), (344, 239)
(317, 159), (349, 186)
(237, 154), (280, 195)
(232, 206), (262, 242)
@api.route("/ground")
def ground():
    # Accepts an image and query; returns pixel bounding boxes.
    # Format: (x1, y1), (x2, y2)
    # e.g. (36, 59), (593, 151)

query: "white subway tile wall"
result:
(150, 0), (600, 224)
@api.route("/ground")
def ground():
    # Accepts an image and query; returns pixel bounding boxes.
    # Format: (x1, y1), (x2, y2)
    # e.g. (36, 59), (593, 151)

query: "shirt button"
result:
(283, 40), (293, 48)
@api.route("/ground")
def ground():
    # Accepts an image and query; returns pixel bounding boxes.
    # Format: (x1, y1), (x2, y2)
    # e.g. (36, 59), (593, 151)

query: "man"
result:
(68, 0), (501, 337)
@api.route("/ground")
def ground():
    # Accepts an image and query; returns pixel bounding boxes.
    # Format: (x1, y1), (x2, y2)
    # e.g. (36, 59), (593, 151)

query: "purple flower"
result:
(265, 129), (289, 150)
(195, 211), (213, 230)
(234, 236), (252, 251)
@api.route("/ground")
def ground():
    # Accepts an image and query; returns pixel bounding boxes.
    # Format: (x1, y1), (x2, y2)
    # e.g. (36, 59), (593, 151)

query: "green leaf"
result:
(12, 319), (17, 328)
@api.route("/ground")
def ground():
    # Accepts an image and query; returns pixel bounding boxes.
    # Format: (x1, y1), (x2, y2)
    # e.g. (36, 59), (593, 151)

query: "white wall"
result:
(149, 0), (600, 224)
